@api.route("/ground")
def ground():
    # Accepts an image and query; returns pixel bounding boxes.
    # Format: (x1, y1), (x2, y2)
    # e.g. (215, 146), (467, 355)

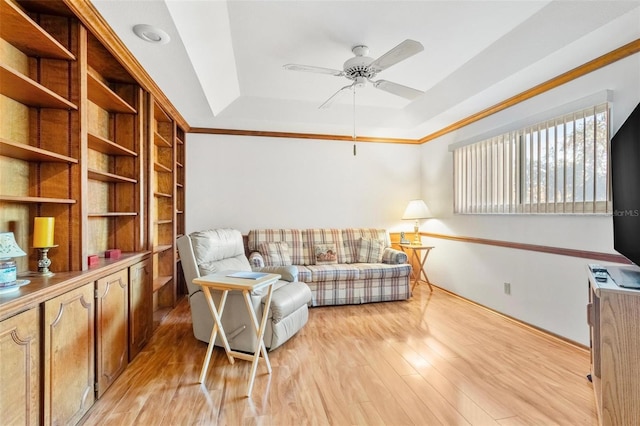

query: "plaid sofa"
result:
(247, 229), (411, 306)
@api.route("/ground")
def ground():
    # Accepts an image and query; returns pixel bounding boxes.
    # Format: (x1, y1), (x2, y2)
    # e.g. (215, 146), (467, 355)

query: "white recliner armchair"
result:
(177, 228), (312, 352)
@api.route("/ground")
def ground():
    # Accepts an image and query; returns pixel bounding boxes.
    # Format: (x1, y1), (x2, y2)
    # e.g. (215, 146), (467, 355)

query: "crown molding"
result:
(188, 128), (422, 145)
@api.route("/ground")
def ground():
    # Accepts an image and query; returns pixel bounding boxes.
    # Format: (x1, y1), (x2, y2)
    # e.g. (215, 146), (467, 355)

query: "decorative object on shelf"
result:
(0, 232), (27, 288)
(105, 249), (121, 259)
(33, 217), (55, 247)
(33, 217), (56, 276)
(0, 279), (31, 295)
(399, 231), (410, 245)
(402, 199), (432, 245)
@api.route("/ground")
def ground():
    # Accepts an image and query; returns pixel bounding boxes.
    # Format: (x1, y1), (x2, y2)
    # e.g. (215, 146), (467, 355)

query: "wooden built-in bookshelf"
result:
(0, 0), (81, 272)
(0, 0), (186, 423)
(149, 99), (178, 323)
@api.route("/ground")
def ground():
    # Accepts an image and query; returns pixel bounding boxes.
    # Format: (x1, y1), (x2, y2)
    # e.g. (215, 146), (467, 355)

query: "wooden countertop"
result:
(0, 252), (150, 321)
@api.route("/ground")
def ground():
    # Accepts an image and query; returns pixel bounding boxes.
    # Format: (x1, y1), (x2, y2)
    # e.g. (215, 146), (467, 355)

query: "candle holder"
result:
(35, 245), (57, 276)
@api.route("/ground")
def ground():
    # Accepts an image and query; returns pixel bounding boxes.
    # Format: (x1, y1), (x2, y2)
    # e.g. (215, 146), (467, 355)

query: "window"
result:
(454, 103), (610, 214)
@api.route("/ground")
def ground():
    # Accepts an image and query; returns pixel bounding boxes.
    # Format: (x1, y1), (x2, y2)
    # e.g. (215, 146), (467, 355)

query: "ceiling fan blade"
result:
(372, 79), (423, 100)
(283, 64), (344, 77)
(368, 39), (424, 73)
(319, 82), (355, 109)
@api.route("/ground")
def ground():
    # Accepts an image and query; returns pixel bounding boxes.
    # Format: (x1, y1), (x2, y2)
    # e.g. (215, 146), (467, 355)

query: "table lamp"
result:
(33, 217), (56, 276)
(0, 232), (27, 288)
(402, 199), (431, 245)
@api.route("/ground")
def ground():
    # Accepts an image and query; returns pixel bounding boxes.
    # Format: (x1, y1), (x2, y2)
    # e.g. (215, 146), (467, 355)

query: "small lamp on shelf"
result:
(33, 217), (56, 276)
(0, 232), (27, 288)
(402, 199), (432, 245)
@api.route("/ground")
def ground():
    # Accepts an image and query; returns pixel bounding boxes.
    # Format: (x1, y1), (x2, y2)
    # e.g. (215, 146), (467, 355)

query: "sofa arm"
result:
(382, 247), (408, 264)
(251, 265), (299, 282)
(249, 251), (265, 268)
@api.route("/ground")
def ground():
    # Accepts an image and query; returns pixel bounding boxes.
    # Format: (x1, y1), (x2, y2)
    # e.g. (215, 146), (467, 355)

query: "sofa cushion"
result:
(357, 237), (385, 263)
(259, 242), (292, 266)
(248, 229), (306, 265)
(304, 229), (348, 264)
(356, 263), (412, 279)
(342, 229), (390, 263)
(305, 264), (360, 282)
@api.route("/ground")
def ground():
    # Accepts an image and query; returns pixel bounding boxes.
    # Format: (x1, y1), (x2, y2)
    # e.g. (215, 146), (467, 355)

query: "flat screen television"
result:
(610, 101), (640, 287)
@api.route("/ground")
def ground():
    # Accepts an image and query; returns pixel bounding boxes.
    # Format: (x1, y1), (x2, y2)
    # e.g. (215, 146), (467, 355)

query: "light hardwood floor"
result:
(82, 285), (597, 425)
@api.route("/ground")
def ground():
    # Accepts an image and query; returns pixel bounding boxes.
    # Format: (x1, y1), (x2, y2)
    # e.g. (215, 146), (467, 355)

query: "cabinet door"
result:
(96, 268), (129, 397)
(129, 258), (152, 360)
(0, 308), (40, 425)
(44, 283), (95, 425)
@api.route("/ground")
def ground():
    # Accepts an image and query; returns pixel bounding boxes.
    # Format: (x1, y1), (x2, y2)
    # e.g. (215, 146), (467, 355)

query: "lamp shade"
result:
(0, 232), (27, 259)
(402, 199), (431, 220)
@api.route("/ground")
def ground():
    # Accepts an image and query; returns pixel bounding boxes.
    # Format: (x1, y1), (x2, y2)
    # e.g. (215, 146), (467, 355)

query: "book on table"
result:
(227, 271), (269, 280)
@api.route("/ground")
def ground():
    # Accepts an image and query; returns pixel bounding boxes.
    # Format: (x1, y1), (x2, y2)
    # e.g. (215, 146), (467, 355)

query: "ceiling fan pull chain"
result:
(353, 85), (357, 156)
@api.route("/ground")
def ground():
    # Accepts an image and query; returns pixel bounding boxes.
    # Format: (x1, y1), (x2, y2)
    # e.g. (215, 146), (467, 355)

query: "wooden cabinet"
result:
(129, 257), (152, 360)
(0, 307), (40, 425)
(0, 255), (149, 424)
(95, 268), (128, 397)
(587, 267), (640, 425)
(43, 282), (95, 426)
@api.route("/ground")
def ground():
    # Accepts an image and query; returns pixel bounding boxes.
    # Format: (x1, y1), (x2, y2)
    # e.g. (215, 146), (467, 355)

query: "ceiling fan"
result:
(284, 39), (425, 108)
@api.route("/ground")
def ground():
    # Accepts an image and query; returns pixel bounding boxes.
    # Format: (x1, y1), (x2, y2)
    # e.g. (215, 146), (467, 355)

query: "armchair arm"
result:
(251, 265), (299, 282)
(382, 247), (408, 264)
(248, 251), (265, 268)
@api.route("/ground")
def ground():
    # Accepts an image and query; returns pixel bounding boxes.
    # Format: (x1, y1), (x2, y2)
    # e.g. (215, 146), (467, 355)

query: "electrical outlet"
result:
(504, 282), (511, 295)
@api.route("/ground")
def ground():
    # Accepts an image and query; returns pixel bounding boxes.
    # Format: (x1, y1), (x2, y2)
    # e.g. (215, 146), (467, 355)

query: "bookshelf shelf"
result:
(0, 138), (77, 163)
(87, 69), (137, 114)
(0, 64), (77, 110)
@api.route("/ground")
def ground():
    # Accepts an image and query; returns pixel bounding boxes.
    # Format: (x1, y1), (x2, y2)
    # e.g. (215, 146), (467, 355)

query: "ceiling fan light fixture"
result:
(133, 24), (170, 45)
(285, 39), (424, 108)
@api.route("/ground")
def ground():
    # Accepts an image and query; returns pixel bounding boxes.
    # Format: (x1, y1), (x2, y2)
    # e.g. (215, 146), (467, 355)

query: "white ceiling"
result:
(91, 0), (640, 140)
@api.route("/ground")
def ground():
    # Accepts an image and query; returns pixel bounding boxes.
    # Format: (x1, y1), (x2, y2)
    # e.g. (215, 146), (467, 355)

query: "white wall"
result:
(185, 135), (421, 235)
(420, 54), (640, 345)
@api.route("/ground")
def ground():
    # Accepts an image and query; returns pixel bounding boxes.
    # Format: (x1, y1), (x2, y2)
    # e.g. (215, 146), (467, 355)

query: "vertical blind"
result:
(454, 103), (611, 214)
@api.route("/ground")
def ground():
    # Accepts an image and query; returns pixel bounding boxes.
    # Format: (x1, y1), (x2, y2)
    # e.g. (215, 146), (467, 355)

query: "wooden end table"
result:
(399, 244), (434, 292)
(193, 270), (281, 397)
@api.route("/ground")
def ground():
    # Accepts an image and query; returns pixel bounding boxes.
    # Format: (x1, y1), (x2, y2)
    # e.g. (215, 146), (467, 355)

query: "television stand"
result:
(606, 264), (640, 289)
(587, 265), (640, 425)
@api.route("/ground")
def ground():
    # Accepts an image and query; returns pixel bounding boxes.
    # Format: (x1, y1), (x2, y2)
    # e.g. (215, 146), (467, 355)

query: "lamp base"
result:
(36, 246), (57, 277)
(0, 258), (17, 287)
(412, 222), (421, 245)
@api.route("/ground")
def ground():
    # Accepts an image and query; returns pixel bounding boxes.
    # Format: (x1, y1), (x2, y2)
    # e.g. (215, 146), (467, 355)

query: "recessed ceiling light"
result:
(133, 24), (170, 45)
